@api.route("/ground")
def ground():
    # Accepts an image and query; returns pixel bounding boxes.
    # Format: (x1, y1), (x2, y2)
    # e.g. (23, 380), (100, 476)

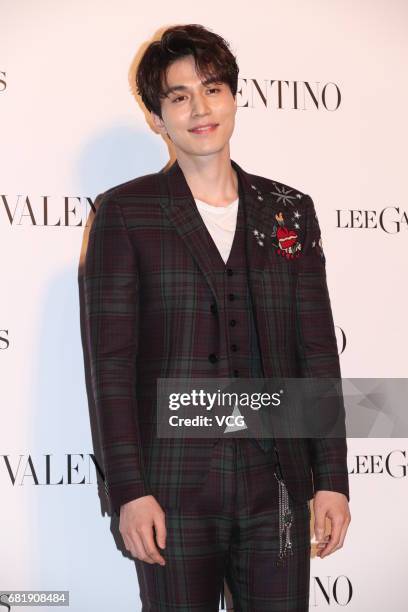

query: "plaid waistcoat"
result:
(193, 178), (275, 454)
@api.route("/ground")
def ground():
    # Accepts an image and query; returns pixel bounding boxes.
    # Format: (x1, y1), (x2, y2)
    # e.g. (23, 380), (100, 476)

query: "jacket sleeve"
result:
(295, 193), (350, 502)
(83, 191), (151, 515)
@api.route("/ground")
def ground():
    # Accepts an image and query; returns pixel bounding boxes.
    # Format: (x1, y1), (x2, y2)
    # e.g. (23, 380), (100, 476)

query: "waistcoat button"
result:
(229, 319), (237, 327)
(228, 293), (235, 301)
(210, 303), (217, 314)
(226, 268), (233, 276)
(208, 353), (218, 363)
(231, 344), (238, 352)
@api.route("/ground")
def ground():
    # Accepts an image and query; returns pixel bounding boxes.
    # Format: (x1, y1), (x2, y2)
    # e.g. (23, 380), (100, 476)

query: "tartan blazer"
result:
(83, 157), (350, 516)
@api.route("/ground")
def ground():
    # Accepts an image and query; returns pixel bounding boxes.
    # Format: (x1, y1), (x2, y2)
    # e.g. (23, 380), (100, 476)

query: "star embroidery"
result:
(253, 227), (265, 246)
(270, 185), (297, 207)
(293, 210), (301, 218)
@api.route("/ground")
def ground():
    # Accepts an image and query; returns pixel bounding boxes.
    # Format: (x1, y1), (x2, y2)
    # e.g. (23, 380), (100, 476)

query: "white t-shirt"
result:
(194, 197), (239, 264)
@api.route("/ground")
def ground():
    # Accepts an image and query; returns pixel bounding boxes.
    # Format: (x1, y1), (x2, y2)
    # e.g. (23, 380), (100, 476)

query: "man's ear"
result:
(151, 110), (166, 135)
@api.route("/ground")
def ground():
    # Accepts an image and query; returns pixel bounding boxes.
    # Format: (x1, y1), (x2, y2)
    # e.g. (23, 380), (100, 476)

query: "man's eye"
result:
(171, 88), (220, 103)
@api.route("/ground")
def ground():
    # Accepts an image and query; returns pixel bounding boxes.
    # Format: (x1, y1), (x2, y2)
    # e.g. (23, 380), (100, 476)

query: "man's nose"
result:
(192, 93), (210, 116)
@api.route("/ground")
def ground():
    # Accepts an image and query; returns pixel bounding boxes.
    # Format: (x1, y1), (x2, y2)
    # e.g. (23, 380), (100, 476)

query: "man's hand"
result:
(312, 490), (351, 558)
(119, 495), (167, 565)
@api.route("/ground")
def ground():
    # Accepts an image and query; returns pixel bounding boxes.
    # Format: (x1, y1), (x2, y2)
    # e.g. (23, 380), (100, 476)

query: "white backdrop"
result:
(1, 0), (407, 610)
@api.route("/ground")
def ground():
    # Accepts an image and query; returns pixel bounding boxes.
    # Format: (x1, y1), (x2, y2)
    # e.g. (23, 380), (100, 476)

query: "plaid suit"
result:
(84, 157), (349, 609)
(133, 437), (312, 611)
(84, 158), (349, 517)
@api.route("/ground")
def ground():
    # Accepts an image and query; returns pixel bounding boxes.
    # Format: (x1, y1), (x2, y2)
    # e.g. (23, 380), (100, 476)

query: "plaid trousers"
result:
(134, 438), (311, 611)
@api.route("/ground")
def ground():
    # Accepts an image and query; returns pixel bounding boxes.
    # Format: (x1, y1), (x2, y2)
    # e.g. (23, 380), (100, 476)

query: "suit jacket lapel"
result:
(156, 159), (220, 299)
(156, 158), (273, 301)
(230, 159), (276, 275)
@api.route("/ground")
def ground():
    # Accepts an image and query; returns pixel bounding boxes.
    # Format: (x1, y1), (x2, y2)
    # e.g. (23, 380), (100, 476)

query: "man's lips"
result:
(188, 124), (219, 134)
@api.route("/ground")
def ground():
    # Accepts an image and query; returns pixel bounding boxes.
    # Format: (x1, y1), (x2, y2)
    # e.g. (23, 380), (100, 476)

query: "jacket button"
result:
(229, 319), (237, 327)
(231, 344), (238, 352)
(226, 268), (233, 276)
(210, 303), (217, 314)
(208, 353), (218, 363)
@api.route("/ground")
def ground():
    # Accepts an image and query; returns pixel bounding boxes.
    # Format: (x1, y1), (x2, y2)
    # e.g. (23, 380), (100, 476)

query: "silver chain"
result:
(274, 470), (294, 566)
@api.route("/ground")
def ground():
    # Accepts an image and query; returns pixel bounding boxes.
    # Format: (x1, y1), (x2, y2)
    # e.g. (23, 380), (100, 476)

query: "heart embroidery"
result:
(250, 183), (304, 259)
(273, 211), (302, 259)
(277, 226), (298, 250)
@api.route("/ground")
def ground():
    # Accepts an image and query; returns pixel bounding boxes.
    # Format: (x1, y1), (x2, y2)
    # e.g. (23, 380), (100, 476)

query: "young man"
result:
(84, 24), (351, 611)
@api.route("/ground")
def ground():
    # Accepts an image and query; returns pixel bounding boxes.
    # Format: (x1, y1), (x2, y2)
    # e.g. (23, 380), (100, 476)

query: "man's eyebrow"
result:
(162, 77), (223, 97)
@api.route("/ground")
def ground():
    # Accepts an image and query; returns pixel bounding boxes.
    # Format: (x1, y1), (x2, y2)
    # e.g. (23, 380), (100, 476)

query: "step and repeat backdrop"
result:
(1, 0), (407, 610)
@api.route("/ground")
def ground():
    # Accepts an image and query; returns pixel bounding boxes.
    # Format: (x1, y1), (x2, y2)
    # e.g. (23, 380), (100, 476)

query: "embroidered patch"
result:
(271, 211), (302, 259)
(251, 181), (305, 258)
(250, 183), (264, 202)
(253, 228), (265, 246)
(312, 235), (325, 260)
(269, 183), (302, 207)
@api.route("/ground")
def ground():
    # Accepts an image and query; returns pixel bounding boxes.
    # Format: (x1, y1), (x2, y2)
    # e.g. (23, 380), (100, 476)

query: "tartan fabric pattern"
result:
(135, 438), (311, 611)
(83, 158), (350, 516)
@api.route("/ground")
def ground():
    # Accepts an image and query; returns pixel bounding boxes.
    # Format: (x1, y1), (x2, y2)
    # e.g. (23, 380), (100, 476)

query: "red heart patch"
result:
(277, 227), (298, 250)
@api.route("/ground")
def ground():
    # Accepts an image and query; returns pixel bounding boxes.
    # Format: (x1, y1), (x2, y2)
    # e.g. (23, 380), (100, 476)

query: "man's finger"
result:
(320, 516), (343, 558)
(140, 525), (166, 565)
(154, 512), (167, 550)
(133, 531), (157, 563)
(335, 514), (351, 552)
(124, 532), (155, 564)
(313, 507), (327, 543)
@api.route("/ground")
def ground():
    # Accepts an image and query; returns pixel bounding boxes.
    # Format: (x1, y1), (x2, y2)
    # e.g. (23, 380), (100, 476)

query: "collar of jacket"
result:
(156, 158), (276, 300)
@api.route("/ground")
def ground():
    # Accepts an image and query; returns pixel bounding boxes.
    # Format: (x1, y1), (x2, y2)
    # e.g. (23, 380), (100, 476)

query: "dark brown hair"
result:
(136, 24), (239, 119)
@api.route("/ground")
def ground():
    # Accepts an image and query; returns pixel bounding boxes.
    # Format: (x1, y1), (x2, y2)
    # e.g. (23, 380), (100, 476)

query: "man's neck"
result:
(175, 150), (238, 207)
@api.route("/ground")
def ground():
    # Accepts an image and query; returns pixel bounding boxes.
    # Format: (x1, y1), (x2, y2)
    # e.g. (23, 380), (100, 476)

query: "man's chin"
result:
(174, 144), (229, 159)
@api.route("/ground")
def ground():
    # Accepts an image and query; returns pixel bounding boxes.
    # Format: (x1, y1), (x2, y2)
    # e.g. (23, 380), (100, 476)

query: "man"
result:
(84, 24), (351, 611)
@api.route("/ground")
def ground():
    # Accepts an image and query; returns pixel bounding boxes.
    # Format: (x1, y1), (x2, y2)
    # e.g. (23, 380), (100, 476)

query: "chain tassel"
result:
(219, 580), (225, 610)
(274, 466), (294, 566)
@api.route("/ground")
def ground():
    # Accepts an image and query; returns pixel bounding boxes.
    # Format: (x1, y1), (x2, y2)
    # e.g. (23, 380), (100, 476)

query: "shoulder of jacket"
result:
(98, 170), (159, 201)
(245, 171), (309, 205)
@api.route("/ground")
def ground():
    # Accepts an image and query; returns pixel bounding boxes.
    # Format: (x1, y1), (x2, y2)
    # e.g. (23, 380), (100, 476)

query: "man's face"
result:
(151, 54), (237, 159)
